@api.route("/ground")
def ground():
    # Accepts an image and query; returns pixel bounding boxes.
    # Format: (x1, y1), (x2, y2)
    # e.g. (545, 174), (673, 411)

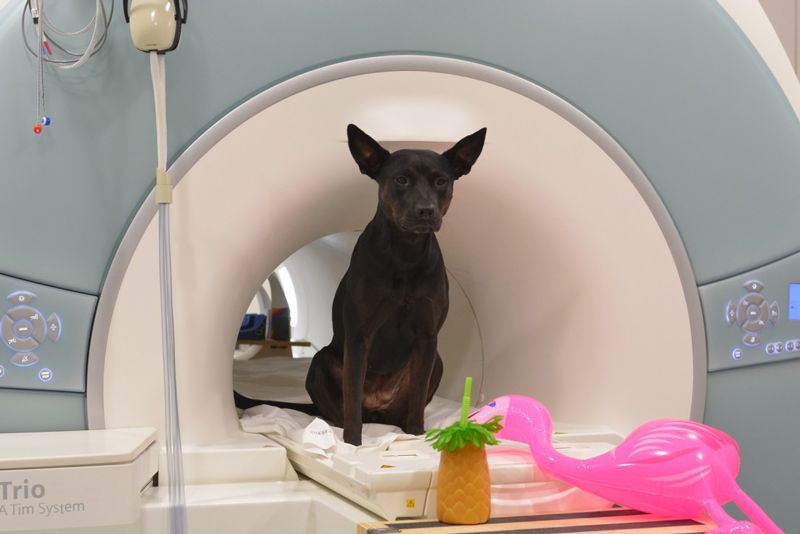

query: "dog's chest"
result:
(389, 268), (445, 303)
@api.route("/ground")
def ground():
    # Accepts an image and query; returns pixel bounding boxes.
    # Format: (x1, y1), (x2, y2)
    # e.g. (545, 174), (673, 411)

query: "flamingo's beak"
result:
(469, 400), (503, 424)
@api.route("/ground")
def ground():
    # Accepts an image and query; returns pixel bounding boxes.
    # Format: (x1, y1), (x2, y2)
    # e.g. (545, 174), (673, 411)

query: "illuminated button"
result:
(6, 291), (36, 305)
(769, 302), (780, 325)
(11, 352), (38, 367)
(736, 300), (747, 326)
(786, 341), (795, 352)
(8, 306), (36, 321)
(731, 348), (743, 360)
(743, 293), (765, 307)
(775, 342), (784, 354)
(13, 320), (33, 339)
(3, 334), (37, 351)
(744, 280), (764, 293)
(738, 295), (765, 327)
(725, 301), (736, 325)
(7, 306), (46, 341)
(46, 313), (62, 342)
(743, 333), (760, 347)
(38, 368), (52, 383)
(742, 319), (765, 332)
(1, 316), (13, 343)
(766, 343), (775, 355)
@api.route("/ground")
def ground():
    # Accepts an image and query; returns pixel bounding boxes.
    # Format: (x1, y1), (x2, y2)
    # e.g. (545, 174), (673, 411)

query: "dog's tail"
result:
(233, 390), (321, 416)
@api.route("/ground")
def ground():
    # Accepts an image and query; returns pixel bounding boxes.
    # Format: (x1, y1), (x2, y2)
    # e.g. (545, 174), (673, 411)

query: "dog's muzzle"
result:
(400, 216), (442, 233)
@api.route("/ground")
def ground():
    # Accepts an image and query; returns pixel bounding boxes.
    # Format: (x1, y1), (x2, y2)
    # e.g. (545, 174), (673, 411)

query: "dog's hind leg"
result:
(305, 346), (345, 427)
(426, 353), (443, 404)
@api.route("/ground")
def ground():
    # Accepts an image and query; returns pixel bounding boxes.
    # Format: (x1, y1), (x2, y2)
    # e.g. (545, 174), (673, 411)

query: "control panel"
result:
(0, 274), (96, 392)
(701, 251), (800, 371)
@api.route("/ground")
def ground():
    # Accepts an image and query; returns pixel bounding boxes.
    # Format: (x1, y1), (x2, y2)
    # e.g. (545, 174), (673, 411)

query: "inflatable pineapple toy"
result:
(426, 376), (503, 524)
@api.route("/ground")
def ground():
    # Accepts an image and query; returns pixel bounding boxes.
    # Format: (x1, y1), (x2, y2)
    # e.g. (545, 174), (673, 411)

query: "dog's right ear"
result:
(347, 124), (390, 179)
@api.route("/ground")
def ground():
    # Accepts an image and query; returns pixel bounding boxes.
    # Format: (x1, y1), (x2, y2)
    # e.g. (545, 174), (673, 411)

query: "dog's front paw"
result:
(404, 422), (424, 436)
(343, 429), (362, 446)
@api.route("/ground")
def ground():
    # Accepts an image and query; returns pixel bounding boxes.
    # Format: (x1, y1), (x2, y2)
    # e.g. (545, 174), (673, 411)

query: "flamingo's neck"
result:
(524, 421), (586, 483)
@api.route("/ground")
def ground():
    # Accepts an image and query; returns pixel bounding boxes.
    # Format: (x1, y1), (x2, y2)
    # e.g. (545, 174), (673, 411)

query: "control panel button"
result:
(736, 300), (747, 326)
(725, 301), (737, 325)
(743, 333), (760, 347)
(6, 291), (36, 305)
(743, 293), (766, 307)
(13, 320), (33, 339)
(7, 306), (47, 340)
(743, 319), (766, 332)
(737, 294), (766, 327)
(743, 280), (765, 293)
(38, 368), (53, 383)
(731, 348), (743, 360)
(786, 340), (795, 352)
(769, 302), (780, 324)
(8, 306), (38, 322)
(1, 316), (13, 343)
(46, 313), (62, 342)
(11, 352), (39, 367)
(775, 342), (784, 354)
(0, 365), (4, 378)
(3, 334), (38, 352)
(766, 343), (775, 355)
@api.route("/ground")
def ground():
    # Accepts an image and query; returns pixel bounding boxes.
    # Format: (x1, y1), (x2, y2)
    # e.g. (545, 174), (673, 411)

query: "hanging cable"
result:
(21, 0), (113, 134)
(149, 51), (187, 534)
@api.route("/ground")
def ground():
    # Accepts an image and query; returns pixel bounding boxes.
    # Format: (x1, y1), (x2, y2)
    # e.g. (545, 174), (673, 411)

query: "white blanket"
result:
(239, 396), (463, 457)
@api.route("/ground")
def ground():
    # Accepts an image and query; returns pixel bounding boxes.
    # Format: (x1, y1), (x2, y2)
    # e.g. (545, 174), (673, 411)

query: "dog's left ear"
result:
(442, 127), (487, 179)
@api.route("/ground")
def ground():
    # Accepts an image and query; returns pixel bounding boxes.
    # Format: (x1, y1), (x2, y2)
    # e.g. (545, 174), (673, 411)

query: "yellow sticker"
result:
(405, 499), (416, 509)
(380, 464), (396, 469)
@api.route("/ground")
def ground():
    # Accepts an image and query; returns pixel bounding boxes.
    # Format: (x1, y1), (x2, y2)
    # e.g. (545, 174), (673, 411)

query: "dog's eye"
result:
(434, 177), (448, 188)
(394, 176), (409, 186)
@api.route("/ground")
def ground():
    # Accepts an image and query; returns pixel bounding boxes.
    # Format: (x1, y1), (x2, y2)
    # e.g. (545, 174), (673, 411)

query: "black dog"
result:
(305, 124), (486, 445)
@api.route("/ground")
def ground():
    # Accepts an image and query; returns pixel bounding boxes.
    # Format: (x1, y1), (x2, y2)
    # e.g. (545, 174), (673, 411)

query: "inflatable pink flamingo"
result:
(470, 395), (783, 534)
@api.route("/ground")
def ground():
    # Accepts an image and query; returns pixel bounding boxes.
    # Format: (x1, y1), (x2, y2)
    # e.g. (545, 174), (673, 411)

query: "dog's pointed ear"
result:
(443, 127), (487, 179)
(347, 124), (390, 179)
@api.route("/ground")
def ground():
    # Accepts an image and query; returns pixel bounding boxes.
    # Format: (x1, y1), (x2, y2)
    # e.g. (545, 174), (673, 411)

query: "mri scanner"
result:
(1, 1), (800, 532)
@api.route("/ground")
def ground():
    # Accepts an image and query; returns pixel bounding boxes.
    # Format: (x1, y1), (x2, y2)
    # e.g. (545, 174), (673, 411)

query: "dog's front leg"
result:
(342, 297), (395, 446)
(404, 333), (438, 436)
(342, 334), (369, 446)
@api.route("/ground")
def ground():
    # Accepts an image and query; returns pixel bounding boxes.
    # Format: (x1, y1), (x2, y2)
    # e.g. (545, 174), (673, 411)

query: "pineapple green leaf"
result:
(425, 377), (503, 453)
(425, 415), (503, 453)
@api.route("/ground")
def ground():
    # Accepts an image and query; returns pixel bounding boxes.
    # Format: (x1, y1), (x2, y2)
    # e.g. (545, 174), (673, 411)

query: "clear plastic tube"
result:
(159, 203), (187, 534)
(150, 51), (187, 534)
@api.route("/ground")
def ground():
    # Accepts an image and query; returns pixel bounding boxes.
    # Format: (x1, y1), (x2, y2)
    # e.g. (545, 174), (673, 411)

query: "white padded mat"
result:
(235, 356), (465, 456)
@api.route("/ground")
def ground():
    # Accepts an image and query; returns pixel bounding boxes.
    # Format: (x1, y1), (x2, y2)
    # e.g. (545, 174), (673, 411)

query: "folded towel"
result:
(239, 396), (463, 458)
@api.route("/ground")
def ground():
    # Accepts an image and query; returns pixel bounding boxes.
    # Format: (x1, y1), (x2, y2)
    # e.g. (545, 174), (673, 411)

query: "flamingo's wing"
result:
(614, 420), (740, 473)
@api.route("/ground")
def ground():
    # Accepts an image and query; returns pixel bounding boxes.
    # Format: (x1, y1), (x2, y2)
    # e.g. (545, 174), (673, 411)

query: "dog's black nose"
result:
(416, 204), (435, 219)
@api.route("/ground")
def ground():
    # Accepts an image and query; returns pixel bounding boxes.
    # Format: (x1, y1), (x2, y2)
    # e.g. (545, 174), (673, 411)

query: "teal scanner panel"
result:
(705, 360), (800, 529)
(1, 1), (799, 294)
(702, 251), (800, 371)
(0, 274), (96, 393)
(0, 389), (86, 432)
